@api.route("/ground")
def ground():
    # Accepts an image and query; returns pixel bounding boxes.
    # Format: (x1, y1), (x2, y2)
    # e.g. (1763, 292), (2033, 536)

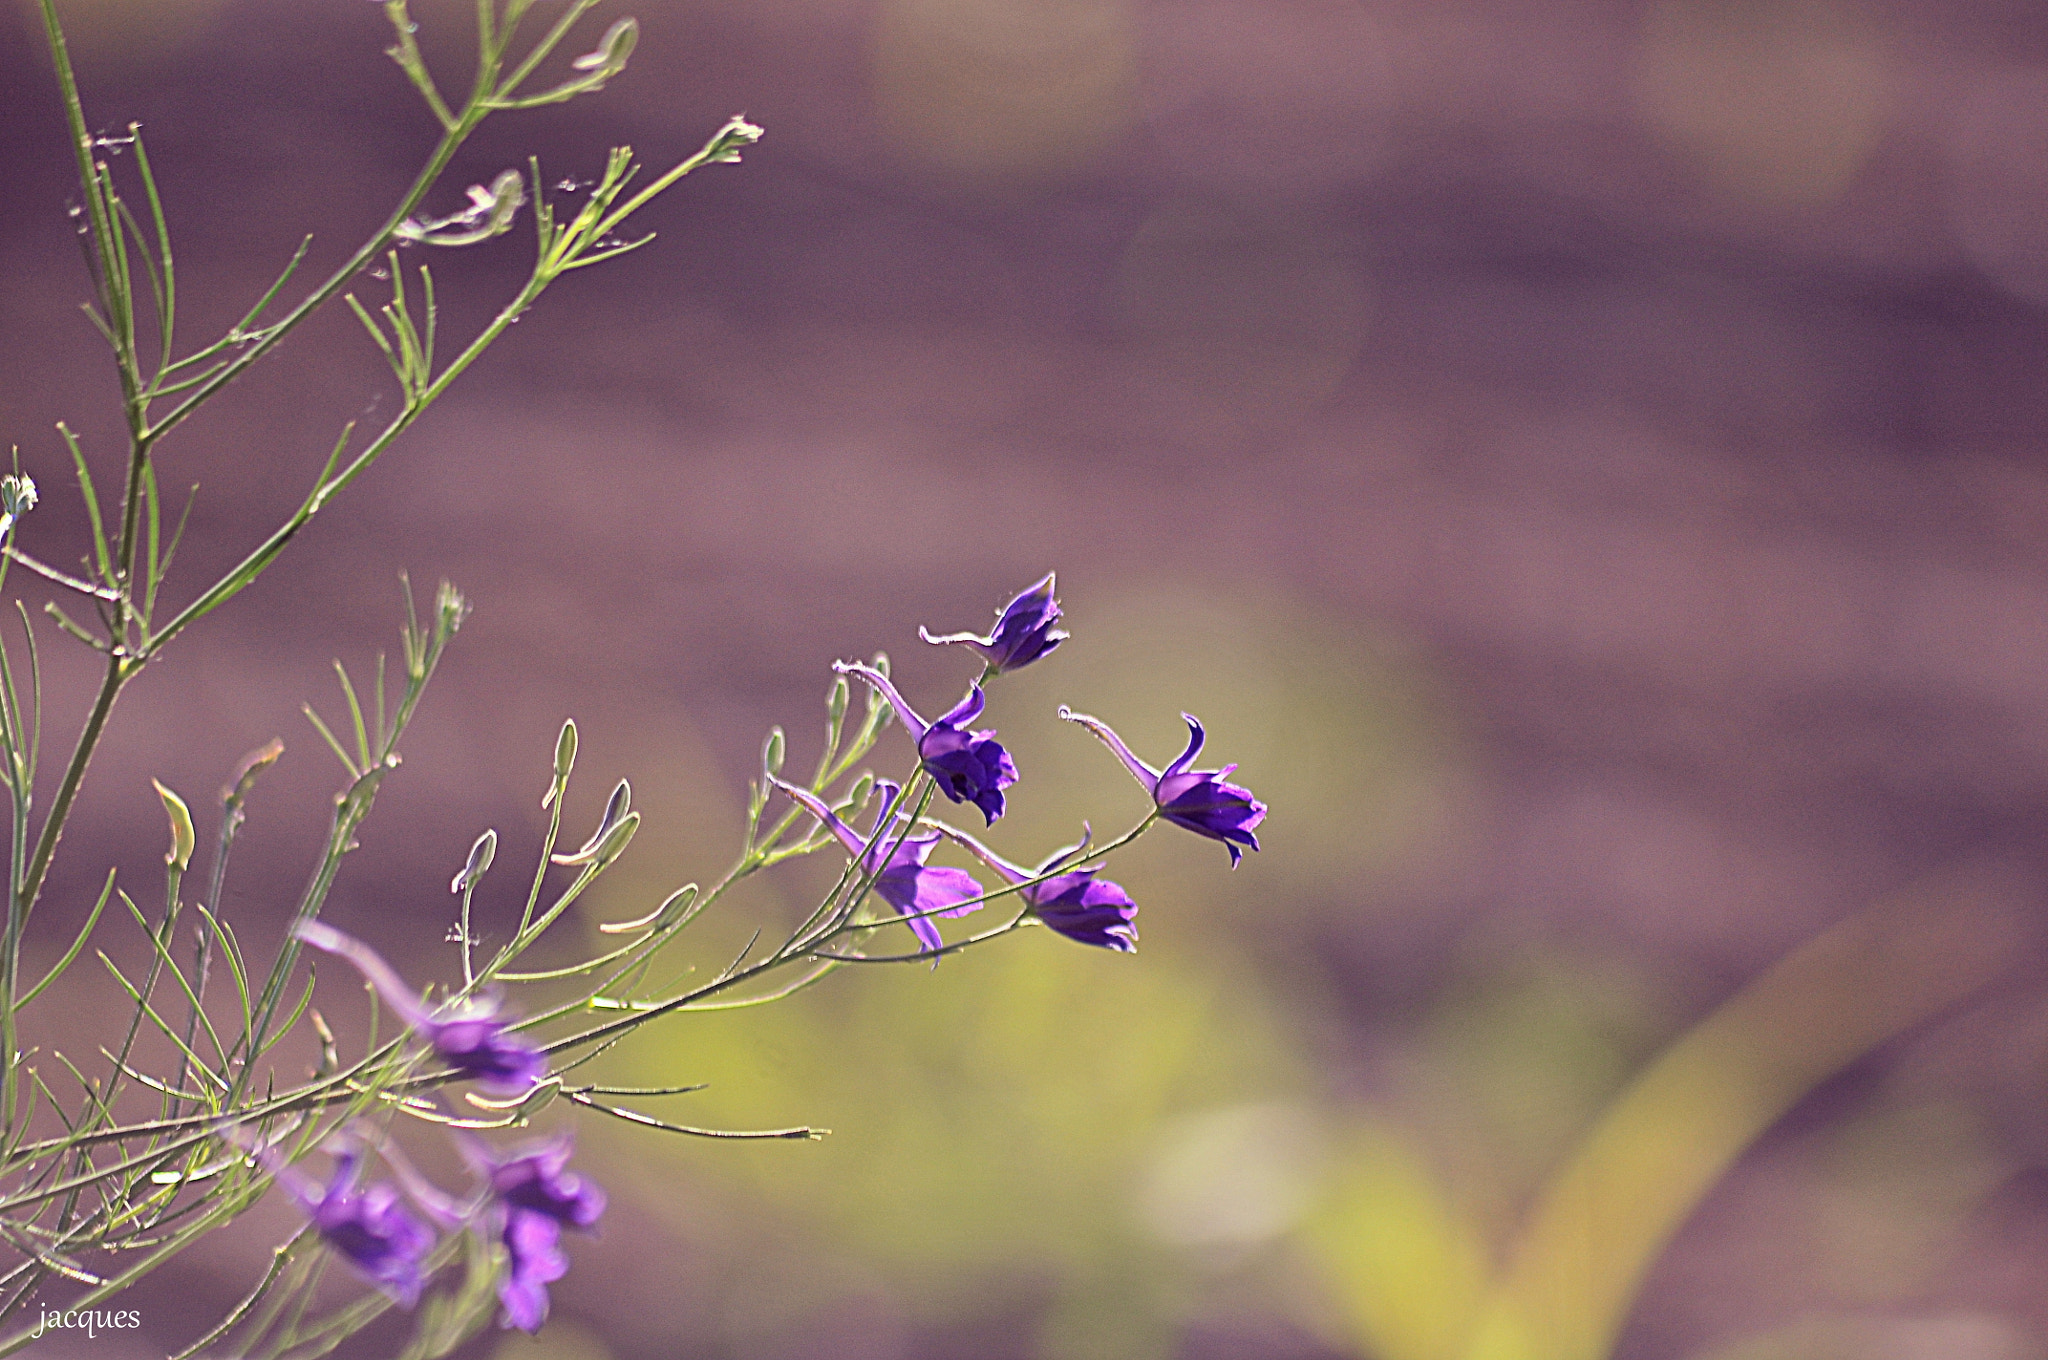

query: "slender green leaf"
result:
(58, 425), (112, 588)
(18, 868), (115, 1007)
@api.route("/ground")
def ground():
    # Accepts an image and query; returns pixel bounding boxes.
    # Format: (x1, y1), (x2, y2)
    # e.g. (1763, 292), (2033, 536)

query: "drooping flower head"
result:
(942, 823), (1137, 953)
(834, 660), (1017, 825)
(294, 920), (547, 1096)
(1058, 709), (1266, 866)
(276, 1144), (436, 1308)
(466, 1136), (606, 1333)
(482, 1137), (607, 1231)
(498, 1207), (569, 1333)
(770, 774), (985, 952)
(919, 573), (1068, 675)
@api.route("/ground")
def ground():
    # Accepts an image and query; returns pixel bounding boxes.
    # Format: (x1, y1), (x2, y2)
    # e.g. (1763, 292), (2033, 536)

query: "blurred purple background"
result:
(4, 0), (2048, 1357)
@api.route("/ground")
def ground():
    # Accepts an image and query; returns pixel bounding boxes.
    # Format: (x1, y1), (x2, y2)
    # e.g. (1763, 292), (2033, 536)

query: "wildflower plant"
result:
(0, 3), (1267, 1356)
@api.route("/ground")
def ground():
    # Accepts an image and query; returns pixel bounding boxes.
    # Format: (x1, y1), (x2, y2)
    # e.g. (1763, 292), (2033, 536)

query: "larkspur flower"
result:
(279, 1146), (435, 1308)
(835, 660), (1017, 825)
(919, 572), (1068, 674)
(468, 1137), (605, 1333)
(942, 823), (1137, 953)
(1058, 708), (1266, 866)
(294, 920), (547, 1095)
(498, 1207), (569, 1333)
(482, 1137), (607, 1230)
(770, 774), (984, 952)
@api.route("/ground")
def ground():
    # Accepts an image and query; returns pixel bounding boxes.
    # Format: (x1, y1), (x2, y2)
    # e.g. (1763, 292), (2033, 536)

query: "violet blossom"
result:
(919, 572), (1067, 674)
(471, 1137), (605, 1333)
(294, 920), (548, 1096)
(1058, 708), (1266, 866)
(498, 1208), (569, 1333)
(834, 660), (1017, 825)
(483, 1137), (607, 1230)
(942, 823), (1138, 953)
(770, 774), (984, 952)
(278, 1145), (435, 1308)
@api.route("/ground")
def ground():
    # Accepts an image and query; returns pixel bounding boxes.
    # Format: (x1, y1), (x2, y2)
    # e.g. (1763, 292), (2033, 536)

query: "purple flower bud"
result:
(770, 775), (985, 952)
(294, 921), (548, 1096)
(943, 824), (1137, 952)
(919, 573), (1068, 674)
(1058, 709), (1266, 866)
(835, 662), (1017, 825)
(282, 1148), (435, 1309)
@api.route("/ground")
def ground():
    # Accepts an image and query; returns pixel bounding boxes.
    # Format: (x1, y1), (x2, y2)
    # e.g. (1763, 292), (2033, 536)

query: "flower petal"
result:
(1158, 713), (1207, 783)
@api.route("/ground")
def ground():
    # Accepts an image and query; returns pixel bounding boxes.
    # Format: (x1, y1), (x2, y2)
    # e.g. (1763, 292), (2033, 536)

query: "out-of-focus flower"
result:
(942, 823), (1137, 952)
(282, 1146), (435, 1308)
(467, 1136), (604, 1333)
(771, 775), (984, 952)
(1058, 709), (1265, 866)
(919, 572), (1068, 674)
(835, 661), (1017, 824)
(482, 1137), (606, 1230)
(497, 1207), (569, 1333)
(294, 920), (547, 1095)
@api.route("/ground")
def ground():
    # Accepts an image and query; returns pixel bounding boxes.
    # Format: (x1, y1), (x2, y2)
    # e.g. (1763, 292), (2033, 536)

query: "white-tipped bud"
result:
(704, 116), (764, 165)
(552, 780), (631, 865)
(570, 17), (638, 75)
(451, 828), (497, 894)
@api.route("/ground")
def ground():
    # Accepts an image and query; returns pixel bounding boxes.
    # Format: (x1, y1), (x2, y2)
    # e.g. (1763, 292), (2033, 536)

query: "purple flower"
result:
(294, 920), (548, 1096)
(770, 774), (985, 952)
(943, 824), (1137, 953)
(282, 1147), (435, 1308)
(1058, 709), (1266, 866)
(919, 573), (1068, 674)
(498, 1208), (568, 1333)
(461, 1135), (606, 1332)
(484, 1138), (607, 1231)
(835, 660), (1018, 825)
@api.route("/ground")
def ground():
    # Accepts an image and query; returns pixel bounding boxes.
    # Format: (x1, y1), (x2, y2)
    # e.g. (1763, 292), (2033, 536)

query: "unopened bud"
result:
(152, 779), (194, 872)
(543, 720), (579, 807)
(570, 17), (638, 75)
(552, 780), (631, 865)
(451, 828), (497, 894)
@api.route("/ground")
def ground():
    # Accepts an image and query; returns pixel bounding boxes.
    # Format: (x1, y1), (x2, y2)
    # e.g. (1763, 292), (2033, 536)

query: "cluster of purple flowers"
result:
(785, 573), (1266, 954)
(288, 922), (598, 1332)
(263, 571), (1262, 1336)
